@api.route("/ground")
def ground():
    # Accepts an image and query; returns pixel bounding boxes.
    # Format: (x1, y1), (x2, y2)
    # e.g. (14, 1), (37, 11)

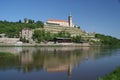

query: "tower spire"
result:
(68, 13), (73, 27)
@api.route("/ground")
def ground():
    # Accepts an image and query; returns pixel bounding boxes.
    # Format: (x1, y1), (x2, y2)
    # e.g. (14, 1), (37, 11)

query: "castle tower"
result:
(24, 18), (29, 23)
(68, 14), (73, 27)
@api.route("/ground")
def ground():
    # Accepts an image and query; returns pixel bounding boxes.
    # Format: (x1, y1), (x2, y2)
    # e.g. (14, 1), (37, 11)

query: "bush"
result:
(72, 35), (81, 43)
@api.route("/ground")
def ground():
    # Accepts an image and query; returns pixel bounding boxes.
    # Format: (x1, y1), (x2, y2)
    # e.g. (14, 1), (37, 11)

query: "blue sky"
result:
(0, 0), (120, 38)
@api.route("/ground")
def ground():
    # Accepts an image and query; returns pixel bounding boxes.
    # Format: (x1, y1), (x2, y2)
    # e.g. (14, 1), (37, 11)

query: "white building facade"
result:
(46, 15), (74, 27)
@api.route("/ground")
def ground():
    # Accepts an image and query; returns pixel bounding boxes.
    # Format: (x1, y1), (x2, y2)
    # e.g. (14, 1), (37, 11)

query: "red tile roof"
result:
(47, 19), (68, 22)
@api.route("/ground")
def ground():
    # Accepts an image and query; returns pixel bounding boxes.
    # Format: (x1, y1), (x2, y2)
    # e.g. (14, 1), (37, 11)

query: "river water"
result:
(0, 47), (120, 80)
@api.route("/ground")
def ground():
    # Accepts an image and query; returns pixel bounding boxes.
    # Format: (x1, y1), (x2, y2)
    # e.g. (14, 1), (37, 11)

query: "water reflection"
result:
(19, 47), (94, 76)
(0, 47), (120, 80)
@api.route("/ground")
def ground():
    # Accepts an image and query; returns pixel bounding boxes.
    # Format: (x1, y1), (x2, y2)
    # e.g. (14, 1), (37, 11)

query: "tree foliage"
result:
(32, 30), (72, 43)
(32, 30), (53, 43)
(0, 20), (43, 38)
(57, 30), (71, 38)
(95, 34), (120, 46)
(72, 35), (82, 43)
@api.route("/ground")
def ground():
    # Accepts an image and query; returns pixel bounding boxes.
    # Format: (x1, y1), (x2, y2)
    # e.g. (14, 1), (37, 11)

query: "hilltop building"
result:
(45, 15), (75, 27)
(20, 15), (95, 43)
(24, 18), (29, 23)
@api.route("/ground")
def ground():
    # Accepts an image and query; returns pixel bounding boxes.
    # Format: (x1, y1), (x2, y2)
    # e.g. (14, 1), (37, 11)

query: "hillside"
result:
(44, 24), (94, 38)
(95, 33), (120, 46)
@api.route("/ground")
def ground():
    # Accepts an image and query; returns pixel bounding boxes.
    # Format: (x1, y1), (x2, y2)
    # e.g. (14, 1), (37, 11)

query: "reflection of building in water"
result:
(20, 50), (33, 65)
(10, 47), (101, 74)
(43, 52), (79, 77)
(68, 64), (72, 77)
(42, 47), (102, 77)
(45, 64), (72, 77)
(46, 65), (69, 72)
(19, 49), (34, 73)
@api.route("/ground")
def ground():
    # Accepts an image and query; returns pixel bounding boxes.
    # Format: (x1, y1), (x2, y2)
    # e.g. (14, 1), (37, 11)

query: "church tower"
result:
(68, 14), (73, 27)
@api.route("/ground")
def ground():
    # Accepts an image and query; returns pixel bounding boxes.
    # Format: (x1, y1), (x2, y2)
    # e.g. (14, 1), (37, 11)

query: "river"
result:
(0, 47), (120, 80)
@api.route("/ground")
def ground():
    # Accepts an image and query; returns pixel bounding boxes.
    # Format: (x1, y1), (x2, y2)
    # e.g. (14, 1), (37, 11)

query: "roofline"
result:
(47, 19), (68, 22)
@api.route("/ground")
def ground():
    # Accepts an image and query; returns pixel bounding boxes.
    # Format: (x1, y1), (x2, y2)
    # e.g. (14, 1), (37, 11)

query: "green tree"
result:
(32, 30), (46, 43)
(28, 19), (34, 24)
(0, 19), (43, 38)
(18, 20), (22, 23)
(57, 30), (71, 38)
(95, 33), (120, 46)
(72, 35), (81, 43)
(36, 21), (44, 28)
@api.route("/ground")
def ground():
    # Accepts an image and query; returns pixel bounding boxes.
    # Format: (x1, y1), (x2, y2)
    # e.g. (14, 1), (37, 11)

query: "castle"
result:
(20, 15), (95, 43)
(45, 15), (75, 27)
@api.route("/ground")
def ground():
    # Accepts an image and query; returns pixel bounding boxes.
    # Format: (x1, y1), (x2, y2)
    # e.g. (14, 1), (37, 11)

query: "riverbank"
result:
(98, 67), (120, 80)
(0, 43), (92, 47)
